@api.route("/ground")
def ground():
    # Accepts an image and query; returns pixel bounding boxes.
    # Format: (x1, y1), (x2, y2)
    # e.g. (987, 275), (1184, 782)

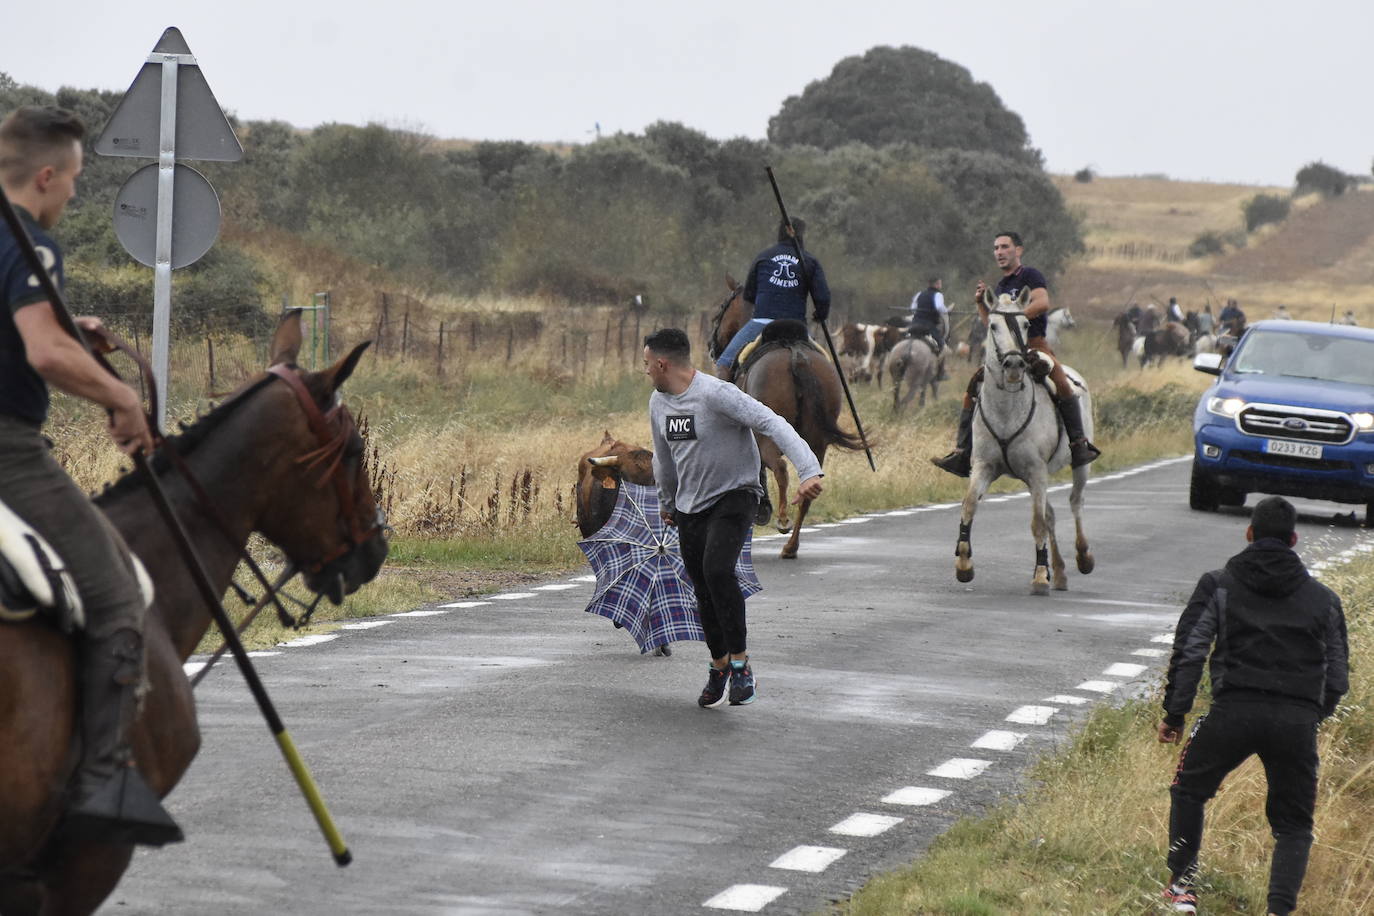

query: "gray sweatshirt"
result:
(649, 371), (823, 515)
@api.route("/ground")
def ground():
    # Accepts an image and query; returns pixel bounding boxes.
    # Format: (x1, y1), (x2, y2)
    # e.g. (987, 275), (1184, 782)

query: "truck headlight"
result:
(1351, 411), (1374, 431)
(1207, 396), (1246, 417)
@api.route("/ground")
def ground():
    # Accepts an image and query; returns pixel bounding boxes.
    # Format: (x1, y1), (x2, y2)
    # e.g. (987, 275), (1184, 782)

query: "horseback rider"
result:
(931, 231), (1102, 477)
(713, 218), (830, 381)
(907, 276), (947, 353)
(0, 107), (182, 844)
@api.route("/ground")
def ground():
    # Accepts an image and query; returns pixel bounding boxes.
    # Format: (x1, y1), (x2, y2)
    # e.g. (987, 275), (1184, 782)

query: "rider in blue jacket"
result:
(714, 219), (830, 380)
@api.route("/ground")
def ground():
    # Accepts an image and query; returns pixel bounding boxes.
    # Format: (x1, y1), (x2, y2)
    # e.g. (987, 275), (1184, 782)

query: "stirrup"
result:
(1069, 439), (1101, 468)
(930, 450), (971, 478)
(66, 766), (184, 847)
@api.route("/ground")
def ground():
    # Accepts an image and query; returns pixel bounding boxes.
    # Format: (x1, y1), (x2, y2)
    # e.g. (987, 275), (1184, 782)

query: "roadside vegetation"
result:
(839, 546), (1372, 915)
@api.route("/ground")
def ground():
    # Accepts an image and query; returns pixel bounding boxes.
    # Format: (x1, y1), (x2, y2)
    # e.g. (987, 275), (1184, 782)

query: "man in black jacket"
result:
(1157, 496), (1348, 915)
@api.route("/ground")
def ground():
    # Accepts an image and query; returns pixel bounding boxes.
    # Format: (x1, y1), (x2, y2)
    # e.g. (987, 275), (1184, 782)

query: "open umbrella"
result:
(578, 482), (762, 654)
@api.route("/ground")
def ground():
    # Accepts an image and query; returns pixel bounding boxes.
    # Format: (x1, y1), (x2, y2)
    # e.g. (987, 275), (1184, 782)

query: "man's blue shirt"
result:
(995, 265), (1048, 339)
(743, 242), (831, 323)
(1, 206), (61, 426)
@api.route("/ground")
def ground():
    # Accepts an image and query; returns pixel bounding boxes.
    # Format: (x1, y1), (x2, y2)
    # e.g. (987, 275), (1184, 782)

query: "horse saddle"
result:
(916, 334), (941, 356)
(0, 498), (154, 631)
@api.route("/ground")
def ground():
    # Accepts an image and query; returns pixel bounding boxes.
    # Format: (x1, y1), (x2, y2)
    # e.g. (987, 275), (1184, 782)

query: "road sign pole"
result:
(152, 51), (185, 428)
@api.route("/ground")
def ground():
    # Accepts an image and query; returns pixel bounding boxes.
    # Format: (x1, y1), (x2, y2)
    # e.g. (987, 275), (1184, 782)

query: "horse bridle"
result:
(977, 308), (1042, 473)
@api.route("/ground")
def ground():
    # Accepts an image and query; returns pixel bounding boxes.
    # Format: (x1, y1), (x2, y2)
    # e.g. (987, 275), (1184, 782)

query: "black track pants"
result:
(1168, 703), (1320, 916)
(675, 489), (757, 659)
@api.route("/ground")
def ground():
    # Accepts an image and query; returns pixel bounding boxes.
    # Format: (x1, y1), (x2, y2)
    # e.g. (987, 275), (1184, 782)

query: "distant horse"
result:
(1044, 307), (1076, 350)
(1141, 323), (1192, 368)
(888, 338), (944, 412)
(0, 313), (388, 916)
(1112, 312), (1138, 368)
(963, 317), (987, 364)
(707, 275), (750, 367)
(954, 289), (1094, 595)
(735, 320), (865, 559)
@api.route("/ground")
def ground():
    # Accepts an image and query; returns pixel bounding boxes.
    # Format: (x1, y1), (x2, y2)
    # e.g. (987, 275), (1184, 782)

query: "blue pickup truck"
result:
(1191, 319), (1374, 525)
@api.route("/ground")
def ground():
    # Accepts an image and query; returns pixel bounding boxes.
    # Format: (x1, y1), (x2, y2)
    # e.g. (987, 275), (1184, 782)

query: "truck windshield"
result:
(1230, 330), (1374, 386)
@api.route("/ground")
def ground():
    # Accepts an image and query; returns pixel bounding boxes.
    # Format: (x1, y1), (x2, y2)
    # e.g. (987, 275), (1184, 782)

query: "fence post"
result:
(206, 336), (215, 393)
(470, 319), (478, 351)
(506, 326), (514, 363)
(618, 314), (626, 357)
(401, 310), (410, 358)
(603, 315), (611, 365)
(437, 321), (445, 376)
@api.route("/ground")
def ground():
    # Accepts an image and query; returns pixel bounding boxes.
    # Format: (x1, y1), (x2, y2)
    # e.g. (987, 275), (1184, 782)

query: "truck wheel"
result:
(1366, 501), (1374, 529)
(1190, 460), (1220, 511)
(1219, 487), (1246, 508)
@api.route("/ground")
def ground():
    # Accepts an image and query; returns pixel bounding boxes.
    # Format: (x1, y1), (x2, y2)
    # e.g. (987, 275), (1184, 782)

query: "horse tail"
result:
(790, 346), (868, 452)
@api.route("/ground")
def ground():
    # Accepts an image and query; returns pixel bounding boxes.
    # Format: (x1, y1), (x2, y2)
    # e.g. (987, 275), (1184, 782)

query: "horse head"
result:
(708, 276), (750, 361)
(254, 312), (389, 603)
(980, 288), (1033, 389)
(574, 431), (655, 537)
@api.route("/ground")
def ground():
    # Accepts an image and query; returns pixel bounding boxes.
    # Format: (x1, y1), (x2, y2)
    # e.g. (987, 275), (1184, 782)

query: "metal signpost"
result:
(96, 26), (242, 427)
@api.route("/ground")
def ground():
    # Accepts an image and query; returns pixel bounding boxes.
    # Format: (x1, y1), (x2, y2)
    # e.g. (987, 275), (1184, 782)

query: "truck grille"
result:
(1237, 404), (1353, 445)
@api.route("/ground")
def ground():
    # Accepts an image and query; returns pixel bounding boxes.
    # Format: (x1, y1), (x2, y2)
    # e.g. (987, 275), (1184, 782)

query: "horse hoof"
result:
(779, 547), (798, 560)
(1077, 553), (1095, 575)
(955, 563), (974, 583)
(1030, 581), (1049, 596)
(1053, 573), (1069, 591)
(776, 522), (793, 535)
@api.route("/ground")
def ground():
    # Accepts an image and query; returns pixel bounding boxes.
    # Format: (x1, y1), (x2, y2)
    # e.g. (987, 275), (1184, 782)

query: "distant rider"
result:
(907, 276), (947, 353)
(714, 218), (831, 381)
(930, 231), (1101, 477)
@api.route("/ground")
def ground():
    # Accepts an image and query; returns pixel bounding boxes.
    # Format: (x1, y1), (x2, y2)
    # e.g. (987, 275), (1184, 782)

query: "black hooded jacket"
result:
(1162, 538), (1348, 726)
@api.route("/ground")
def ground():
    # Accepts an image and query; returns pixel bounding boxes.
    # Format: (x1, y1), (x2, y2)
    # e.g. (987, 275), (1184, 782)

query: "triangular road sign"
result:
(95, 27), (243, 162)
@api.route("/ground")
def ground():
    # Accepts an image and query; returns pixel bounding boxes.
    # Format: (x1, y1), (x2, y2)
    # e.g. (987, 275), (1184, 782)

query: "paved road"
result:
(104, 457), (1370, 915)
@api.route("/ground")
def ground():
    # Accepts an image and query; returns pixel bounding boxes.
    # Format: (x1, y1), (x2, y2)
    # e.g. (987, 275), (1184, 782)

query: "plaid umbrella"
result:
(578, 482), (762, 654)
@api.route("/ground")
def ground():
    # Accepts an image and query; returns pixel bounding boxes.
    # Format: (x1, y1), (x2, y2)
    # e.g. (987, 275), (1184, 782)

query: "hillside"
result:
(1053, 176), (1374, 324)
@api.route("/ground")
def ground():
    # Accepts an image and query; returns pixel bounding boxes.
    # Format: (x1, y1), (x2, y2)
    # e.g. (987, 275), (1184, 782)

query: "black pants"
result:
(675, 489), (757, 659)
(908, 318), (944, 349)
(0, 416), (145, 639)
(1168, 702), (1320, 915)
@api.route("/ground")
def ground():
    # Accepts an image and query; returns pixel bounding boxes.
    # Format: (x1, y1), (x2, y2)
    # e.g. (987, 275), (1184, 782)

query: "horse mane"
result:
(93, 373), (291, 506)
(707, 290), (738, 361)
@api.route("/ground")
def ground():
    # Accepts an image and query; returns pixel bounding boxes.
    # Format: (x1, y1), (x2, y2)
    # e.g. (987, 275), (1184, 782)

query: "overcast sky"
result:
(7, 0), (1365, 186)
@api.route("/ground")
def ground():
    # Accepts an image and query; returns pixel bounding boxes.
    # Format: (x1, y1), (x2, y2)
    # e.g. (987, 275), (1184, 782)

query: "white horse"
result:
(954, 290), (1095, 595)
(1044, 307), (1076, 350)
(888, 337), (944, 412)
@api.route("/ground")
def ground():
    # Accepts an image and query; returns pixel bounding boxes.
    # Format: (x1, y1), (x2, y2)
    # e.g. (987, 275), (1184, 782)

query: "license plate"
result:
(1266, 439), (1323, 460)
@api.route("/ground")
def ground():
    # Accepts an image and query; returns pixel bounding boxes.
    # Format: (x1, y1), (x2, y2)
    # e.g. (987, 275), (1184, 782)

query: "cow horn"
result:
(588, 456), (621, 467)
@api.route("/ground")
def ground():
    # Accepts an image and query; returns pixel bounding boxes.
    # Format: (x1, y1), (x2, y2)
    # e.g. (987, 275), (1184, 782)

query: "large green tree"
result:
(768, 46), (1041, 165)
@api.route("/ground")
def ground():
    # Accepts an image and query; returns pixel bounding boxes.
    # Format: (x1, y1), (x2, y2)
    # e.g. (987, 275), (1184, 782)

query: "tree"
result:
(1242, 193), (1291, 232)
(768, 46), (1041, 165)
(1295, 161), (1348, 197)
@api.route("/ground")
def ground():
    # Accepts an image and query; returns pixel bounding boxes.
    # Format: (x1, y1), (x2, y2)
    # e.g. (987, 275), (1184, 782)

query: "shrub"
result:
(1295, 161), (1349, 196)
(1188, 230), (1227, 258)
(1243, 193), (1291, 231)
(1073, 167), (1094, 183)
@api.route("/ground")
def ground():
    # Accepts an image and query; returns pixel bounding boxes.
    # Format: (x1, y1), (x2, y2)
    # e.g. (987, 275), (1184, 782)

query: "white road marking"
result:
(392, 610), (448, 618)
(1104, 663), (1148, 677)
(927, 758), (992, 779)
(1075, 680), (1120, 694)
(971, 730), (1027, 752)
(828, 813), (903, 837)
(1152, 633), (1174, 644)
(703, 884), (787, 911)
(340, 621), (392, 630)
(570, 575), (597, 582)
(838, 517), (870, 525)
(533, 583), (579, 591)
(247, 650), (282, 658)
(277, 634), (340, 647)
(1006, 705), (1058, 725)
(487, 592), (536, 601)
(769, 845), (847, 873)
(1131, 648), (1168, 658)
(1044, 695), (1089, 706)
(439, 601), (491, 609)
(813, 523), (840, 528)
(882, 786), (952, 806)
(182, 662), (204, 677)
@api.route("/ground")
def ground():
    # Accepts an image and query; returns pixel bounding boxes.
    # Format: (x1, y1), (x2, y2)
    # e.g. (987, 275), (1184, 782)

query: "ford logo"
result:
(1283, 417), (1309, 431)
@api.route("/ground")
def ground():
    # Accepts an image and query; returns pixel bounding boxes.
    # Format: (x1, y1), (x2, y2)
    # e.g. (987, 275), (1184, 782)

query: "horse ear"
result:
(269, 309), (304, 367)
(980, 288), (996, 312)
(726, 273), (738, 292)
(1016, 287), (1031, 308)
(321, 341), (372, 393)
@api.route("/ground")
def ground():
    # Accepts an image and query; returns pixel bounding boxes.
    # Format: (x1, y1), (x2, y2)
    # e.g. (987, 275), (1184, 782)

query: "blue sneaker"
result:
(728, 659), (756, 706)
(698, 665), (730, 708)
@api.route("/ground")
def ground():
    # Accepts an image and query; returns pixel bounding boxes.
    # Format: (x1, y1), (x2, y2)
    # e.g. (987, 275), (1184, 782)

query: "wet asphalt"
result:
(103, 456), (1371, 915)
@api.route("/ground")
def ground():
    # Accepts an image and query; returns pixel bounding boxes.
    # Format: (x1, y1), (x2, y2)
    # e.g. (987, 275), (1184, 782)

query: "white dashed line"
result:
(927, 758), (992, 779)
(439, 600), (491, 609)
(1152, 633), (1174, 644)
(769, 845), (847, 873)
(828, 813), (903, 837)
(570, 575), (597, 582)
(1044, 694), (1089, 705)
(1075, 680), (1120, 694)
(277, 634), (340, 648)
(882, 786), (952, 806)
(391, 610), (448, 618)
(702, 884), (787, 911)
(1131, 648), (1167, 658)
(1103, 663), (1148, 678)
(1006, 705), (1058, 725)
(533, 583), (580, 591)
(487, 592), (536, 601)
(340, 620), (392, 630)
(971, 730), (1027, 752)
(247, 650), (282, 658)
(183, 662), (204, 677)
(838, 517), (869, 525)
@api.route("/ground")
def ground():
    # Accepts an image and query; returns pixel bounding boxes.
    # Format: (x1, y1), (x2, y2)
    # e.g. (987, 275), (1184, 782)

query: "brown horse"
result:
(706, 274), (751, 366)
(0, 315), (388, 916)
(735, 321), (865, 559)
(1113, 311), (1138, 369)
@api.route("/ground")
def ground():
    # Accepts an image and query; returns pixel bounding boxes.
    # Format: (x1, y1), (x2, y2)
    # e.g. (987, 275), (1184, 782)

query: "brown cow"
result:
(574, 431), (655, 538)
(838, 322), (902, 384)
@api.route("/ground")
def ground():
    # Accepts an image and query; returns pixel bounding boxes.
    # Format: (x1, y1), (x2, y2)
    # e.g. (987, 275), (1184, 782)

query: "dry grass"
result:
(840, 548), (1374, 916)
